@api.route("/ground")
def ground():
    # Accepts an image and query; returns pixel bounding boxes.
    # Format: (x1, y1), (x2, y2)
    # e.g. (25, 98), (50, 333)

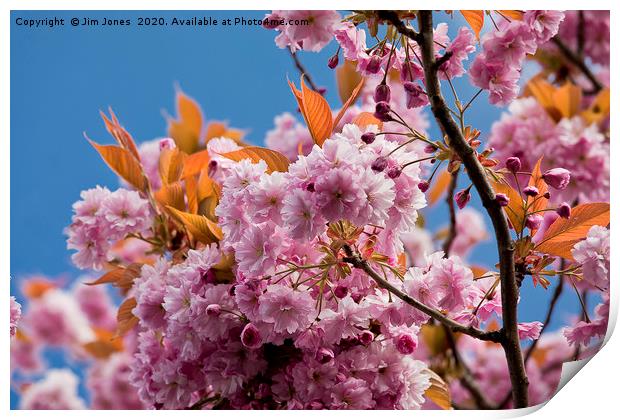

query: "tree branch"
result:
(342, 245), (502, 343)
(552, 36), (603, 94)
(376, 11), (421, 43)
(289, 50), (320, 92)
(415, 10), (529, 408)
(442, 169), (459, 255)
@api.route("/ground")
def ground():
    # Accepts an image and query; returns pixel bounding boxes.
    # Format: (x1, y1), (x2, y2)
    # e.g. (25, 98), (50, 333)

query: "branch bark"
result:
(442, 169), (459, 255)
(342, 245), (502, 343)
(414, 10), (529, 408)
(552, 36), (603, 94)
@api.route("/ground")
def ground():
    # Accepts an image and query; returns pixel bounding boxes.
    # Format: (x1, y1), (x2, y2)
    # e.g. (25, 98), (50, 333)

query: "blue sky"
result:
(11, 10), (583, 407)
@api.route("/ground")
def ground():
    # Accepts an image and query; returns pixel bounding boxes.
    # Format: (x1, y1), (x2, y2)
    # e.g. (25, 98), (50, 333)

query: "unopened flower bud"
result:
(374, 82), (391, 103)
(316, 347), (334, 364)
(374, 101), (392, 122)
(395, 333), (418, 355)
(241, 323), (262, 349)
(208, 159), (218, 178)
(327, 53), (339, 69)
(424, 144), (437, 154)
(505, 157), (521, 173)
(495, 193), (509, 207)
(403, 81), (428, 108)
(523, 186), (539, 197)
(418, 181), (430, 192)
(358, 330), (374, 346)
(361, 132), (376, 144)
(371, 156), (388, 172)
(366, 55), (382, 74)
(525, 214), (543, 230)
(556, 202), (571, 219)
(455, 188), (471, 209)
(159, 137), (176, 151)
(334, 285), (348, 299)
(206, 304), (221, 316)
(543, 191), (551, 199)
(543, 168), (571, 190)
(306, 182), (315, 192)
(387, 167), (402, 179)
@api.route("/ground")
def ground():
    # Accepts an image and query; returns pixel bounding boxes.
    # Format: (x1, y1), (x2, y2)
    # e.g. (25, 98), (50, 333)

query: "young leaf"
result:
(185, 175), (199, 214)
(159, 148), (187, 185)
(89, 141), (146, 191)
(427, 170), (452, 207)
(181, 149), (211, 179)
(299, 77), (334, 146)
(100, 109), (141, 161)
(581, 88), (610, 125)
(552, 81), (582, 119)
(86, 267), (124, 286)
(352, 112), (383, 130)
(336, 60), (365, 104)
(155, 182), (186, 211)
(524, 77), (562, 122)
(423, 368), (452, 410)
(535, 203), (610, 260)
(526, 157), (549, 236)
(205, 121), (246, 146)
(116, 297), (139, 337)
(496, 10), (524, 20)
(166, 206), (223, 243)
(83, 328), (124, 359)
(220, 147), (289, 173)
(491, 181), (526, 233)
(168, 90), (203, 154)
(333, 77), (365, 129)
(23, 278), (57, 299)
(460, 10), (484, 39)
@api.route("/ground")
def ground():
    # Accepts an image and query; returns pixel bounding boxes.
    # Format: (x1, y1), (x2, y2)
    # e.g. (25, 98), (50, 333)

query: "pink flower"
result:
(248, 172), (287, 224)
(72, 282), (116, 330)
(449, 208), (488, 258)
(564, 294), (609, 347)
(524, 10), (565, 43)
(282, 189), (326, 240)
(395, 330), (418, 355)
(543, 167), (571, 190)
(258, 284), (315, 334)
(441, 27), (476, 78)
(470, 57), (520, 105)
(572, 226), (610, 290)
(319, 296), (370, 344)
(518, 321), (543, 340)
(236, 224), (286, 277)
(100, 188), (151, 234)
(270, 10), (341, 52)
(10, 296), (21, 338)
(334, 21), (367, 61)
(330, 378), (375, 409)
(355, 168), (396, 225)
(265, 112), (314, 161)
(403, 82), (429, 108)
(315, 168), (364, 222)
(19, 369), (86, 409)
(71, 185), (111, 224)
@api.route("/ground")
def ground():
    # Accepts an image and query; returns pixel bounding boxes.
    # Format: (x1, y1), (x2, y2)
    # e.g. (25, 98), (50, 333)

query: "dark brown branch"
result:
(442, 170), (459, 255)
(415, 10), (529, 408)
(376, 11), (421, 43)
(289, 50), (320, 92)
(342, 245), (502, 343)
(552, 36), (603, 94)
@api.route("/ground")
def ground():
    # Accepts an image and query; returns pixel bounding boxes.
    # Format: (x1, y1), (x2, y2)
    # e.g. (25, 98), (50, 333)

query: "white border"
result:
(2, 1), (617, 419)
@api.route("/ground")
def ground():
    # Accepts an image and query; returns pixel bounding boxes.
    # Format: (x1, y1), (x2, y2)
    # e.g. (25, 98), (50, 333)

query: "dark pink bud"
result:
(523, 186), (539, 197)
(206, 304), (221, 316)
(525, 214), (543, 230)
(374, 83), (391, 103)
(207, 159), (218, 178)
(418, 180), (430, 192)
(374, 101), (392, 122)
(327, 53), (339, 69)
(361, 132), (376, 144)
(306, 182), (315, 192)
(315, 347), (334, 364)
(334, 285), (348, 299)
(455, 188), (471, 209)
(387, 167), (402, 179)
(424, 144), (437, 154)
(495, 193), (509, 207)
(543, 191), (551, 199)
(505, 157), (521, 173)
(403, 81), (429, 108)
(543, 168), (571, 190)
(396, 333), (418, 355)
(241, 323), (262, 349)
(371, 156), (388, 172)
(556, 202), (571, 219)
(358, 330), (374, 346)
(159, 137), (176, 151)
(366, 55), (382, 74)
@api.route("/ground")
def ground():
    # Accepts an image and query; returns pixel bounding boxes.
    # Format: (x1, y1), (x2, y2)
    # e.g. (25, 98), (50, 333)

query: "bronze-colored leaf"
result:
(526, 157), (548, 236)
(155, 181), (186, 211)
(220, 146), (289, 173)
(83, 328), (124, 359)
(460, 10), (484, 39)
(100, 109), (141, 161)
(181, 149), (211, 179)
(492, 181), (526, 234)
(552, 81), (582, 119)
(427, 170), (452, 207)
(333, 77), (365, 129)
(336, 60), (365, 104)
(89, 141), (146, 191)
(496, 10), (524, 21)
(299, 77), (334, 146)
(535, 203), (610, 260)
(168, 90), (203, 154)
(166, 206), (223, 243)
(116, 297), (139, 336)
(352, 112), (383, 130)
(159, 148), (187, 185)
(423, 368), (452, 410)
(581, 88), (610, 125)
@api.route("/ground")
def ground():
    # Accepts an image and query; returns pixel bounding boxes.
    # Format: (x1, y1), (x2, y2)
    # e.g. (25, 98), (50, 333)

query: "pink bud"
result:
(387, 167), (402, 179)
(505, 157), (521, 173)
(374, 101), (392, 122)
(207, 160), (218, 178)
(525, 214), (543, 230)
(159, 138), (176, 151)
(418, 181), (430, 192)
(455, 188), (471, 209)
(371, 156), (388, 172)
(556, 202), (571, 219)
(523, 186), (539, 197)
(334, 285), (348, 299)
(374, 83), (391, 103)
(327, 54), (339, 69)
(361, 132), (376, 144)
(206, 304), (221, 316)
(403, 82), (429, 108)
(543, 168), (571, 190)
(366, 55), (382, 74)
(495, 193), (509, 207)
(358, 330), (374, 346)
(395, 333), (418, 354)
(241, 323), (262, 349)
(315, 347), (334, 364)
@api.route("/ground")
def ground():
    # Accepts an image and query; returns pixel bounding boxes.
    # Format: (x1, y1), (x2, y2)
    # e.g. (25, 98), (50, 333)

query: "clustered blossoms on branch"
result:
(11, 9), (610, 411)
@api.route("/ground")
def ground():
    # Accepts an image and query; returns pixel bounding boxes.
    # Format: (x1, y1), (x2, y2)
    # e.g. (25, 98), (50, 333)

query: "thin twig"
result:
(289, 50), (320, 92)
(551, 36), (603, 94)
(442, 169), (459, 255)
(342, 245), (502, 343)
(415, 10), (529, 408)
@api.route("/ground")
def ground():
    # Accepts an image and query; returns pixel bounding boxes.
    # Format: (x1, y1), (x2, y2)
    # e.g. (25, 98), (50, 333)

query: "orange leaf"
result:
(552, 81), (582, 119)
(86, 268), (124, 286)
(496, 10), (524, 21)
(423, 368), (452, 410)
(89, 141), (146, 191)
(99, 109), (141, 161)
(299, 77), (333, 146)
(155, 182), (186, 211)
(460, 10), (485, 39)
(220, 146), (289, 174)
(535, 203), (610, 260)
(23, 278), (57, 299)
(427, 170), (452, 207)
(526, 157), (549, 236)
(83, 328), (124, 359)
(116, 297), (139, 336)
(352, 112), (383, 131)
(492, 181), (526, 234)
(181, 149), (211, 179)
(166, 206), (223, 243)
(333, 77), (365, 130)
(336, 60), (365, 104)
(581, 88), (610, 125)
(205, 121), (246, 145)
(159, 148), (187, 186)
(87, 264), (142, 295)
(185, 175), (199, 214)
(524, 77), (563, 121)
(168, 90), (203, 154)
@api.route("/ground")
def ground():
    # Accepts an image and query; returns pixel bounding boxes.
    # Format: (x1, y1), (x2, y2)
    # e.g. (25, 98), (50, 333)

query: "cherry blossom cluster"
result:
(66, 187), (152, 270)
